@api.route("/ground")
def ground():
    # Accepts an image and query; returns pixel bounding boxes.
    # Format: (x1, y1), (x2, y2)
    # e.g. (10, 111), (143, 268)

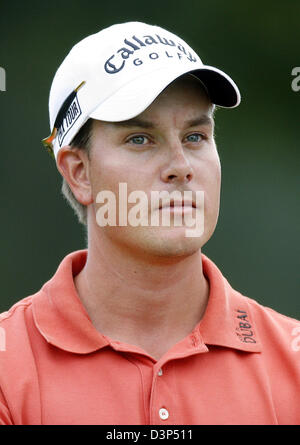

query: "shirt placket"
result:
(149, 332), (208, 425)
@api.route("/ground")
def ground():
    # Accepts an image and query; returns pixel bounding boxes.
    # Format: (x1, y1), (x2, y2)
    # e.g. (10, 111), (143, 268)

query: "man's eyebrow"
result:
(112, 118), (155, 129)
(112, 115), (213, 129)
(185, 115), (213, 127)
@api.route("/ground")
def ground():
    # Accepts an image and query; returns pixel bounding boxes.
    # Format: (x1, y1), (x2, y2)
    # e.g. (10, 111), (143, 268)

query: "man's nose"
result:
(160, 142), (193, 184)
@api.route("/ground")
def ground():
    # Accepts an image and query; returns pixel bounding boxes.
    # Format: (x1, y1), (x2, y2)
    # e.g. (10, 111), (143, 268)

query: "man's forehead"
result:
(110, 114), (214, 129)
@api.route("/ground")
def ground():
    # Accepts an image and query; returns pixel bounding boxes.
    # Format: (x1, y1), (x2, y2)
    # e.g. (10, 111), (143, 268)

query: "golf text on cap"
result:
(104, 33), (198, 74)
(57, 94), (82, 147)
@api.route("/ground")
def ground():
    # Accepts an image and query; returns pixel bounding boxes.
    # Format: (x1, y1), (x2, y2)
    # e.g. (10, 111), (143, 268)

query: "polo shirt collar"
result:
(32, 250), (109, 354)
(32, 250), (261, 354)
(199, 254), (261, 353)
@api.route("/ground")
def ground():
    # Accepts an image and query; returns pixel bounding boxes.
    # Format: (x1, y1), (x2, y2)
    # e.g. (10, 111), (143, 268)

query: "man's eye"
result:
(185, 133), (204, 143)
(128, 135), (149, 145)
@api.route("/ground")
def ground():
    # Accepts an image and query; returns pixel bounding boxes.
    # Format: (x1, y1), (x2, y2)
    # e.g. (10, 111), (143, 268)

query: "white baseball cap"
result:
(43, 21), (241, 159)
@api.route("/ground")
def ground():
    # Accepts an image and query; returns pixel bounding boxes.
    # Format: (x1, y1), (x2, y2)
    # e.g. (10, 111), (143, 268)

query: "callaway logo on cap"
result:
(42, 21), (241, 159)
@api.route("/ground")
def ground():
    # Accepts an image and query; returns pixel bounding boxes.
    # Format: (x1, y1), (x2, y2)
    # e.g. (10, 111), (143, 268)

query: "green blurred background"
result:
(0, 0), (299, 318)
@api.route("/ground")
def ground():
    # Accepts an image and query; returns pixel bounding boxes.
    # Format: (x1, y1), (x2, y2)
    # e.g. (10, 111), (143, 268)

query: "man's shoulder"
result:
(243, 292), (299, 329)
(0, 295), (34, 325)
(0, 295), (37, 352)
(0, 293), (44, 424)
(239, 291), (300, 352)
(0, 250), (85, 338)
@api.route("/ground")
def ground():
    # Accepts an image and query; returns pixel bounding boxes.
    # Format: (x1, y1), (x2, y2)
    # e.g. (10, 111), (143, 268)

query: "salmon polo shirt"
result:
(0, 250), (299, 425)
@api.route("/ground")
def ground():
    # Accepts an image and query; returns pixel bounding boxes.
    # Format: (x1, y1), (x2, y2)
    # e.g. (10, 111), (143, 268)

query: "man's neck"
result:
(74, 236), (209, 360)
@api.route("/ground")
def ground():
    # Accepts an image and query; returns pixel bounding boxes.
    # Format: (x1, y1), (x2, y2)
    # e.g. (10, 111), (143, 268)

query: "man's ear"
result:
(56, 146), (93, 206)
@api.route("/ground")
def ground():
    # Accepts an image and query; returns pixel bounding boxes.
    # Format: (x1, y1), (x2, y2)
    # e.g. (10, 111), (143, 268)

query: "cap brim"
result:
(191, 65), (241, 108)
(90, 63), (240, 123)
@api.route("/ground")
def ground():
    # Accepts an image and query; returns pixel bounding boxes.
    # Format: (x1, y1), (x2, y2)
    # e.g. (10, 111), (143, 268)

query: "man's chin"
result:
(135, 226), (205, 258)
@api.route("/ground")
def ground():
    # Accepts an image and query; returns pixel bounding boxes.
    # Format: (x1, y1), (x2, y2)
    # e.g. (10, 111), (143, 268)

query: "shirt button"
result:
(158, 368), (163, 376)
(159, 408), (169, 420)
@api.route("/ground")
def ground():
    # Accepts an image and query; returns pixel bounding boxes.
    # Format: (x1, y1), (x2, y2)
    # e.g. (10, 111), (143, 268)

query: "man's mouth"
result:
(159, 198), (196, 211)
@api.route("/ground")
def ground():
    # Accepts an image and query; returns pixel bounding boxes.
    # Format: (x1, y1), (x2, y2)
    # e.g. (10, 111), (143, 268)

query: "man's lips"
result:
(158, 199), (196, 210)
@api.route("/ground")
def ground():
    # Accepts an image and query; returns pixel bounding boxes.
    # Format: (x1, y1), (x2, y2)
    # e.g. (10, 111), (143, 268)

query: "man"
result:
(0, 21), (299, 425)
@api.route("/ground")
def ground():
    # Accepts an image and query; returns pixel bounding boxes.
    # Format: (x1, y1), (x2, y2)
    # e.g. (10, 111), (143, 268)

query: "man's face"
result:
(87, 75), (221, 258)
